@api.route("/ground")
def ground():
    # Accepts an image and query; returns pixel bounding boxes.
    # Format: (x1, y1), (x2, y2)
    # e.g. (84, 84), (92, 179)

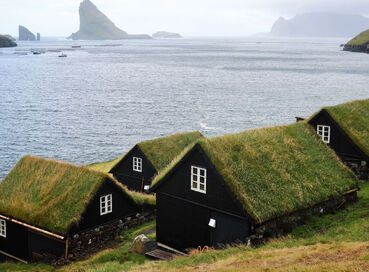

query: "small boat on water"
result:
(72, 44), (81, 48)
(58, 53), (67, 58)
(33, 51), (41, 55)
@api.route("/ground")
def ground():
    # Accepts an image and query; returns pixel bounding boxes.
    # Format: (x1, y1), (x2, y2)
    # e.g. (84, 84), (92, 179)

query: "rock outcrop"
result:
(37, 33), (41, 41)
(343, 29), (369, 53)
(69, 0), (150, 40)
(0, 35), (17, 47)
(19, 25), (36, 41)
(270, 13), (369, 37)
(4, 34), (16, 41)
(152, 31), (182, 39)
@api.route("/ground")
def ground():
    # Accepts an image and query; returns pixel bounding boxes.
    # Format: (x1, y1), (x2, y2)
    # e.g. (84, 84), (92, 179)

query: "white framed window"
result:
(191, 166), (207, 194)
(317, 125), (331, 144)
(133, 157), (142, 172)
(100, 194), (113, 216)
(0, 219), (6, 238)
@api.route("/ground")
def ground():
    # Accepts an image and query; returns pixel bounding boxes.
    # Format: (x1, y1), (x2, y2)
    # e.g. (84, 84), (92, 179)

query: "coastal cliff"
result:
(344, 29), (369, 53)
(69, 0), (150, 40)
(19, 25), (36, 41)
(0, 35), (17, 47)
(270, 13), (369, 37)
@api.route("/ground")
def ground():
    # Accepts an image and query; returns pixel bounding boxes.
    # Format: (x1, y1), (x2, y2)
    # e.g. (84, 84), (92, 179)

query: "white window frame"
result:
(191, 166), (207, 194)
(133, 157), (142, 172)
(100, 194), (113, 216)
(317, 125), (331, 144)
(0, 219), (6, 238)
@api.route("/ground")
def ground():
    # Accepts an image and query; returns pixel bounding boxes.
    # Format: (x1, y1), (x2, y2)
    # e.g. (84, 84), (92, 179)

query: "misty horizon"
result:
(1, 0), (369, 37)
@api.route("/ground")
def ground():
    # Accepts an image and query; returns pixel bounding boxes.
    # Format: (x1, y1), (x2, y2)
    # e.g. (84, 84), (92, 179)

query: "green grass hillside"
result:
(3, 182), (369, 271)
(346, 29), (369, 46)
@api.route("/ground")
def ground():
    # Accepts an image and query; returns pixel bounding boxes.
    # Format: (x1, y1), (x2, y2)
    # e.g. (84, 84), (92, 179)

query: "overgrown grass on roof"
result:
(201, 123), (358, 223)
(323, 99), (369, 156)
(153, 123), (358, 224)
(0, 156), (154, 235)
(347, 29), (369, 46)
(88, 156), (124, 173)
(138, 131), (203, 171)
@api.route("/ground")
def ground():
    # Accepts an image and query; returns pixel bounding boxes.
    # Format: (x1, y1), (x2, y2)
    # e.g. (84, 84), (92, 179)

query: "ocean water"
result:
(0, 37), (369, 179)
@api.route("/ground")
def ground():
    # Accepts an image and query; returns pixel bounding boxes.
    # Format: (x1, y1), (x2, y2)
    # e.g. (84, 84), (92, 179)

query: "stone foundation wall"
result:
(67, 211), (155, 261)
(250, 192), (357, 243)
(345, 161), (369, 182)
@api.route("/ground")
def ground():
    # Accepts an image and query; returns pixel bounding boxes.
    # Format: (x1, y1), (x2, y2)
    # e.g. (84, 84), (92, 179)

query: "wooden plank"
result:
(0, 250), (28, 264)
(145, 249), (175, 261)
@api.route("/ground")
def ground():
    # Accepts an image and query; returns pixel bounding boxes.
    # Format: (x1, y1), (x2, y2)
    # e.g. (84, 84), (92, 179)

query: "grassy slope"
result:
(347, 29), (369, 46)
(4, 183), (369, 271)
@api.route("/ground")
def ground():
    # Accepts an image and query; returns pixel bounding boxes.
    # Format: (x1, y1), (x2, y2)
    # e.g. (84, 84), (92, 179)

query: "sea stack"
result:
(18, 25), (36, 41)
(68, 0), (150, 40)
(343, 29), (369, 53)
(37, 33), (41, 41)
(0, 35), (17, 48)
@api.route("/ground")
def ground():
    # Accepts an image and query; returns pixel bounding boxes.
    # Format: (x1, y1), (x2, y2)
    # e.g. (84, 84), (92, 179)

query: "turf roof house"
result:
(308, 99), (369, 180)
(109, 131), (204, 192)
(150, 123), (359, 251)
(0, 156), (154, 263)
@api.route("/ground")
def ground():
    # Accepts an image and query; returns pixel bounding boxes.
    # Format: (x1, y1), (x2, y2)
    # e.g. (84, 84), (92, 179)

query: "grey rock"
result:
(19, 25), (36, 41)
(68, 0), (151, 40)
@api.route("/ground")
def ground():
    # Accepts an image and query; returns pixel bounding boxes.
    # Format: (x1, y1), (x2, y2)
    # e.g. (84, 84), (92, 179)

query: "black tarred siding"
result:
(155, 144), (250, 251)
(110, 146), (157, 192)
(0, 219), (28, 260)
(308, 110), (368, 162)
(70, 179), (140, 233)
(27, 230), (65, 260)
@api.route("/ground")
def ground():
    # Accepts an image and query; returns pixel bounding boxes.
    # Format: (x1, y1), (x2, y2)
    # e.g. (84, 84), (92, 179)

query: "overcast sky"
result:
(1, 0), (369, 37)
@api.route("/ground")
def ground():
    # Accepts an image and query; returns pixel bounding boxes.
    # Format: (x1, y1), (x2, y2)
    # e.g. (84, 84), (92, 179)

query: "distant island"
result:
(270, 13), (369, 37)
(19, 25), (39, 41)
(152, 31), (182, 39)
(69, 0), (151, 40)
(0, 35), (17, 47)
(344, 29), (369, 53)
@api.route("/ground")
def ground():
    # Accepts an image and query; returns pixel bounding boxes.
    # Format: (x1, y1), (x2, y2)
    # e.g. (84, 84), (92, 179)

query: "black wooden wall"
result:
(0, 219), (28, 260)
(0, 219), (65, 262)
(155, 144), (250, 251)
(308, 110), (368, 162)
(110, 146), (157, 192)
(70, 179), (140, 233)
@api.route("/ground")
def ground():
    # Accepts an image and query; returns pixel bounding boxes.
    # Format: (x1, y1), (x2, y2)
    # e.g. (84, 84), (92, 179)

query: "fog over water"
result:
(0, 37), (369, 179)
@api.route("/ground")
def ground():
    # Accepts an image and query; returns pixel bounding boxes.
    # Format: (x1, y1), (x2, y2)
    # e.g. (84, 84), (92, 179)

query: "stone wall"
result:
(67, 211), (155, 261)
(249, 191), (357, 244)
(345, 161), (369, 182)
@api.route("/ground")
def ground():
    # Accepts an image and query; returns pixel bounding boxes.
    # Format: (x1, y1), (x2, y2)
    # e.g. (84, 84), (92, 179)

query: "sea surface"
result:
(1, 37), (369, 179)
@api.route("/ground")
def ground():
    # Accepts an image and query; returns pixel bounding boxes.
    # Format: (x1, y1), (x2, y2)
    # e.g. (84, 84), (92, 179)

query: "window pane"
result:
(200, 184), (205, 191)
(193, 182), (198, 189)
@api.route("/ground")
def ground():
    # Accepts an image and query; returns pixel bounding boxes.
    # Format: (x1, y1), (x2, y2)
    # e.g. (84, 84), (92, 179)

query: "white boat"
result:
(58, 53), (67, 58)
(71, 44), (81, 48)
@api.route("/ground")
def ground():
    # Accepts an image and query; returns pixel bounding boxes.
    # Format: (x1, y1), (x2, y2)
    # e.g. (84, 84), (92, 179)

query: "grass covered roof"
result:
(0, 156), (154, 235)
(89, 132), (203, 174)
(311, 99), (369, 156)
(153, 123), (358, 224)
(137, 131), (204, 171)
